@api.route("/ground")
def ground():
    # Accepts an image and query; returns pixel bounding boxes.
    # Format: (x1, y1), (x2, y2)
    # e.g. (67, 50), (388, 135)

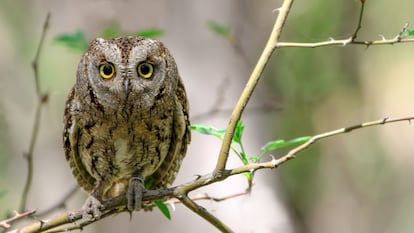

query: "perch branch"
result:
(214, 0), (295, 176)
(12, 115), (414, 232)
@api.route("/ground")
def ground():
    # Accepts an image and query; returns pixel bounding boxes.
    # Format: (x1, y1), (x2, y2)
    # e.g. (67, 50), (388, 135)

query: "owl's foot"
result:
(127, 176), (145, 211)
(81, 195), (103, 221)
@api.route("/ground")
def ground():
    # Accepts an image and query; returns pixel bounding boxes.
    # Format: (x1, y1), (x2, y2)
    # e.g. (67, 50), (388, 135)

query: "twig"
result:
(214, 0), (295, 176)
(19, 13), (50, 213)
(177, 195), (234, 233)
(0, 210), (36, 230)
(277, 22), (414, 48)
(165, 191), (249, 206)
(352, 0), (366, 39)
(13, 115), (414, 232)
(229, 116), (414, 175)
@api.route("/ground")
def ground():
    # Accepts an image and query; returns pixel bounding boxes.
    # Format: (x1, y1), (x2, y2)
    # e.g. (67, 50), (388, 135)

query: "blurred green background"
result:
(1, 0), (414, 233)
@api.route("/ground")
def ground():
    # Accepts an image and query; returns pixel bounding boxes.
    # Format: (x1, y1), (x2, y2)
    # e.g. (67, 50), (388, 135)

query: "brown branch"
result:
(12, 115), (414, 232)
(0, 210), (36, 230)
(19, 13), (50, 213)
(214, 0), (295, 177)
(177, 195), (234, 233)
(352, 0), (365, 40)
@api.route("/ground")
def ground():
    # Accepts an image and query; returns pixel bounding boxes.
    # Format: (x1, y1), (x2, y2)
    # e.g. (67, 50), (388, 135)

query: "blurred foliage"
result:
(55, 21), (165, 52)
(207, 20), (235, 44)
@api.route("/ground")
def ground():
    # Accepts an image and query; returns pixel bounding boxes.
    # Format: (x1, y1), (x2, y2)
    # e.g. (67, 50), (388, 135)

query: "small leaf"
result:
(135, 29), (165, 39)
(233, 121), (244, 144)
(154, 200), (171, 220)
(101, 21), (120, 38)
(54, 31), (89, 52)
(239, 151), (249, 165)
(407, 29), (414, 36)
(191, 124), (226, 139)
(207, 20), (232, 41)
(261, 136), (311, 153)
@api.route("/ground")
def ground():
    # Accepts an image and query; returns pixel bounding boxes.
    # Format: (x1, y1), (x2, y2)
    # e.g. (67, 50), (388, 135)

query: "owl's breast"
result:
(98, 108), (174, 198)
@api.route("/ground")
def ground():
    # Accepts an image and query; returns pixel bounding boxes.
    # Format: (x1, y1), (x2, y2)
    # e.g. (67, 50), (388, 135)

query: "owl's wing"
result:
(149, 78), (191, 189)
(63, 88), (96, 193)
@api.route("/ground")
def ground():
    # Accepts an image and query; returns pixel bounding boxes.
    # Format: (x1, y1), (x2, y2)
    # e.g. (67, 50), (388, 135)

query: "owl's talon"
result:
(127, 176), (145, 211)
(82, 196), (103, 221)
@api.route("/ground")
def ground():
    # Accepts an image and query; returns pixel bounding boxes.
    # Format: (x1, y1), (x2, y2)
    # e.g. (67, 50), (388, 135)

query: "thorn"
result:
(272, 7), (281, 13)
(379, 35), (386, 41)
(269, 154), (278, 167)
(194, 174), (202, 181)
(328, 37), (335, 41)
(169, 202), (176, 212)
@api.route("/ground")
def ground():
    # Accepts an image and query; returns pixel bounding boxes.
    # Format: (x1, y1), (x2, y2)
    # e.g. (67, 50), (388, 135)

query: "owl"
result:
(63, 36), (190, 213)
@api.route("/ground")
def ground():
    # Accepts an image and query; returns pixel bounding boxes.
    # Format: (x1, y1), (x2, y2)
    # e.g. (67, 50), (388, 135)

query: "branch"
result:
(177, 196), (233, 233)
(352, 0), (365, 39)
(214, 0), (295, 176)
(12, 116), (413, 232)
(277, 22), (413, 48)
(19, 13), (50, 213)
(0, 210), (36, 230)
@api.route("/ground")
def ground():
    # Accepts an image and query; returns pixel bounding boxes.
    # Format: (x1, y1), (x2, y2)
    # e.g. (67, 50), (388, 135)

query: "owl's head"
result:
(76, 36), (179, 108)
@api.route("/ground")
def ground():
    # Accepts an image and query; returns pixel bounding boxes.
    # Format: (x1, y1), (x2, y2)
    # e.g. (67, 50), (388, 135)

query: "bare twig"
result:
(19, 13), (50, 213)
(177, 195), (234, 233)
(165, 191), (249, 206)
(0, 210), (36, 230)
(214, 0), (295, 176)
(352, 0), (366, 39)
(277, 22), (414, 48)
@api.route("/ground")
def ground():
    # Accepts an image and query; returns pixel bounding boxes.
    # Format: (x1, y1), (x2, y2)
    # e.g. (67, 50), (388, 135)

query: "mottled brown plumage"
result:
(63, 36), (190, 212)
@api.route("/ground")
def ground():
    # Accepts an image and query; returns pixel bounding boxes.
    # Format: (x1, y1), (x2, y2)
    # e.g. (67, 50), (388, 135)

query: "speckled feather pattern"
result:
(63, 36), (190, 202)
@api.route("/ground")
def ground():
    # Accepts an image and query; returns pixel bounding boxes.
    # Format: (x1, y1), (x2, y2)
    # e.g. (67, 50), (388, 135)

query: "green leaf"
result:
(135, 29), (165, 39)
(207, 20), (232, 41)
(261, 136), (311, 153)
(239, 151), (249, 165)
(408, 29), (414, 36)
(54, 31), (89, 52)
(191, 124), (226, 139)
(101, 21), (120, 38)
(233, 121), (244, 144)
(154, 200), (171, 220)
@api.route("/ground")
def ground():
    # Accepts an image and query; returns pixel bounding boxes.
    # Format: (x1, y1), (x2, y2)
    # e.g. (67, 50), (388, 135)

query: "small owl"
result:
(63, 36), (190, 212)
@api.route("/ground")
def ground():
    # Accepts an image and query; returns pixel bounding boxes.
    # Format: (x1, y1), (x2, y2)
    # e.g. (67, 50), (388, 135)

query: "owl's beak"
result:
(124, 79), (130, 97)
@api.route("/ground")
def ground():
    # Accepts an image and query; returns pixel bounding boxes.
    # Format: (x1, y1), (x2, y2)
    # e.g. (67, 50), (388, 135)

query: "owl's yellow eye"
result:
(137, 62), (154, 79)
(99, 63), (115, 79)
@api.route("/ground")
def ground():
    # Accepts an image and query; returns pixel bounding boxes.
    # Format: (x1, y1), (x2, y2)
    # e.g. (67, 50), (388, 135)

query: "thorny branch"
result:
(13, 116), (414, 233)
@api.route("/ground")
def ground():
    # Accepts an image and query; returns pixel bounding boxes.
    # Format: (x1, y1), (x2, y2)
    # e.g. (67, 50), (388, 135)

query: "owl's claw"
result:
(82, 195), (103, 221)
(127, 176), (145, 211)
